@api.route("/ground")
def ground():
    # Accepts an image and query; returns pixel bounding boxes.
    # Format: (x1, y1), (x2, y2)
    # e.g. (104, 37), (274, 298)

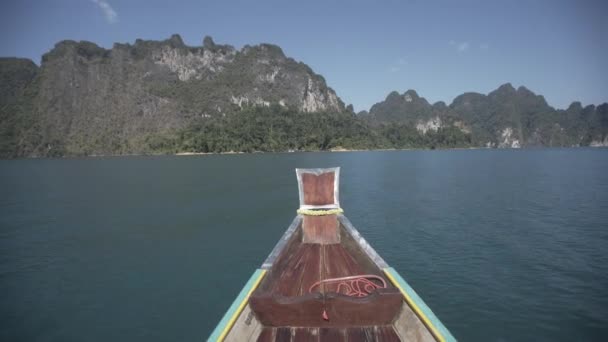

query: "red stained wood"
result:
(323, 289), (403, 326)
(256, 326), (399, 342)
(270, 244), (321, 297)
(301, 172), (335, 206)
(302, 215), (340, 244)
(320, 327), (346, 342)
(249, 292), (325, 327)
(323, 244), (366, 290)
(257, 327), (276, 342)
(298, 245), (322, 296)
(348, 327), (379, 342)
(375, 326), (401, 342)
(275, 327), (292, 342)
(251, 226), (403, 332)
(293, 327), (320, 342)
(250, 289), (402, 327)
(257, 229), (303, 294)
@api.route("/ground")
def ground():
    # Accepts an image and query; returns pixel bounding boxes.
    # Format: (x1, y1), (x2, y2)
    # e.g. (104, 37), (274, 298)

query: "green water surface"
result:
(1, 149), (607, 341)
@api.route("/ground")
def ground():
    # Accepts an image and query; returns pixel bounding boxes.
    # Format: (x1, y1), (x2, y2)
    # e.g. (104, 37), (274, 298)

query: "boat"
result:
(208, 167), (457, 341)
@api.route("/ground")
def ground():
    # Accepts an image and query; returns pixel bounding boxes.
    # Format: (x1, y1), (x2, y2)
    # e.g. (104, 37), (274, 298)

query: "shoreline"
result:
(2, 145), (607, 161)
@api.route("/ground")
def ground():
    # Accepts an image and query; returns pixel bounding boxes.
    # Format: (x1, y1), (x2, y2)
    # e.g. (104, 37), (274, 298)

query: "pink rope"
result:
(308, 274), (387, 297)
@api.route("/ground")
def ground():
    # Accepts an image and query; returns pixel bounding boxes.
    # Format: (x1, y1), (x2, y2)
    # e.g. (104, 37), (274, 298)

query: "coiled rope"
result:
(308, 274), (387, 297)
(309, 274), (387, 321)
(296, 208), (344, 216)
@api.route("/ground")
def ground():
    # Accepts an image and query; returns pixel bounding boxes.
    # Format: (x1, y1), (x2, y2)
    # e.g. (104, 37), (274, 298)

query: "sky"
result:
(0, 0), (606, 112)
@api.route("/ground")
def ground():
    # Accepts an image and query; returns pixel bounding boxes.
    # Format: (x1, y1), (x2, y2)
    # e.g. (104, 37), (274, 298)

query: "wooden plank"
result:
(334, 244), (367, 276)
(224, 304), (262, 342)
(257, 327), (276, 342)
(296, 168), (340, 209)
(258, 230), (303, 294)
(301, 172), (336, 206)
(249, 292), (325, 327)
(275, 327), (292, 342)
(208, 269), (267, 342)
(324, 289), (403, 326)
(344, 327), (373, 342)
(375, 326), (400, 342)
(319, 328), (346, 342)
(250, 290), (401, 327)
(298, 244), (322, 296)
(272, 244), (309, 296)
(392, 302), (436, 342)
(320, 244), (329, 293)
(302, 215), (340, 244)
(323, 245), (348, 293)
(324, 244), (366, 285)
(262, 216), (302, 269)
(293, 327), (319, 342)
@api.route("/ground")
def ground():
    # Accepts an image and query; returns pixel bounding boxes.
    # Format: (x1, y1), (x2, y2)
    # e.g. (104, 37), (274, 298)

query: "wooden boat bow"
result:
(208, 167), (457, 342)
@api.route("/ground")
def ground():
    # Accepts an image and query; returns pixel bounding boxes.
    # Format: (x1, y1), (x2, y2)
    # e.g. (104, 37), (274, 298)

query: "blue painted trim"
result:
(207, 269), (265, 341)
(385, 267), (457, 342)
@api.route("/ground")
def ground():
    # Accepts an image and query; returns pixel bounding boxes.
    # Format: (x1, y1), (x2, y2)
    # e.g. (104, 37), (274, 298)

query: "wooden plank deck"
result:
(250, 237), (403, 328)
(266, 243), (375, 297)
(256, 326), (400, 342)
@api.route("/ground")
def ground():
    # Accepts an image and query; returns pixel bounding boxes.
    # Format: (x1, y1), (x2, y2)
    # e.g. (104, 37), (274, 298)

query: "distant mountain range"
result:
(0, 35), (606, 158)
(362, 84), (608, 148)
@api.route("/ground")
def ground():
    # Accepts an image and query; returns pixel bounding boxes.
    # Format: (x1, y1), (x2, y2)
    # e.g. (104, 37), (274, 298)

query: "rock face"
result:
(2, 34), (607, 157)
(367, 83), (608, 148)
(364, 89), (471, 135)
(0, 35), (344, 157)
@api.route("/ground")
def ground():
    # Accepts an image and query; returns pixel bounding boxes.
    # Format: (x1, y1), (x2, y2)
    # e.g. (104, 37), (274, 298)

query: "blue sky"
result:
(1, 0), (606, 111)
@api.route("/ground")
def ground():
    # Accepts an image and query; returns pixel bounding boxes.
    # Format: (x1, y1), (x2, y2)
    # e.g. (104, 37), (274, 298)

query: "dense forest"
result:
(144, 105), (473, 154)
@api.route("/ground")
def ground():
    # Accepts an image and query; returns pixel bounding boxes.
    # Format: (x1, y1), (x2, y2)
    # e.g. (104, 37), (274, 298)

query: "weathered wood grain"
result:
(262, 216), (302, 270)
(320, 327), (346, 341)
(375, 326), (401, 342)
(392, 303), (436, 342)
(301, 172), (336, 206)
(250, 289), (402, 327)
(257, 327), (276, 342)
(224, 304), (262, 342)
(302, 215), (340, 244)
(275, 327), (292, 342)
(293, 327), (320, 342)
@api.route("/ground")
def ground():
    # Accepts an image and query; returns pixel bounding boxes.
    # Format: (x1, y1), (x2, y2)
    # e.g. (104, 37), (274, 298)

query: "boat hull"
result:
(207, 215), (457, 342)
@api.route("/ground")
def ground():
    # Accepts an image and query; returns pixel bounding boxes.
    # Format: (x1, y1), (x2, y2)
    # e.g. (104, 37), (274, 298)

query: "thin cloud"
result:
(388, 58), (407, 73)
(449, 40), (469, 53)
(480, 43), (489, 50)
(92, 0), (118, 23)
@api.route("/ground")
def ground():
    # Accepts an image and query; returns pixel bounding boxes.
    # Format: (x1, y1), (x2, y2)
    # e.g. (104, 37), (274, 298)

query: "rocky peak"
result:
(42, 40), (107, 62)
(517, 85), (532, 94)
(497, 82), (515, 92)
(368, 89), (435, 124)
(433, 101), (447, 109)
(168, 34), (185, 47)
(403, 89), (419, 102)
(385, 91), (400, 101)
(203, 35), (215, 49)
(567, 101), (583, 112)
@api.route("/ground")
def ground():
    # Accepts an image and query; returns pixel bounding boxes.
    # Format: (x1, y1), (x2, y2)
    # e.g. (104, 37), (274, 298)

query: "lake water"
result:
(1, 149), (607, 341)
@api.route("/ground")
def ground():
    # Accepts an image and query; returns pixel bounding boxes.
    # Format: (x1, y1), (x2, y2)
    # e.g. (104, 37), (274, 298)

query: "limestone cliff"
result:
(0, 35), (344, 157)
